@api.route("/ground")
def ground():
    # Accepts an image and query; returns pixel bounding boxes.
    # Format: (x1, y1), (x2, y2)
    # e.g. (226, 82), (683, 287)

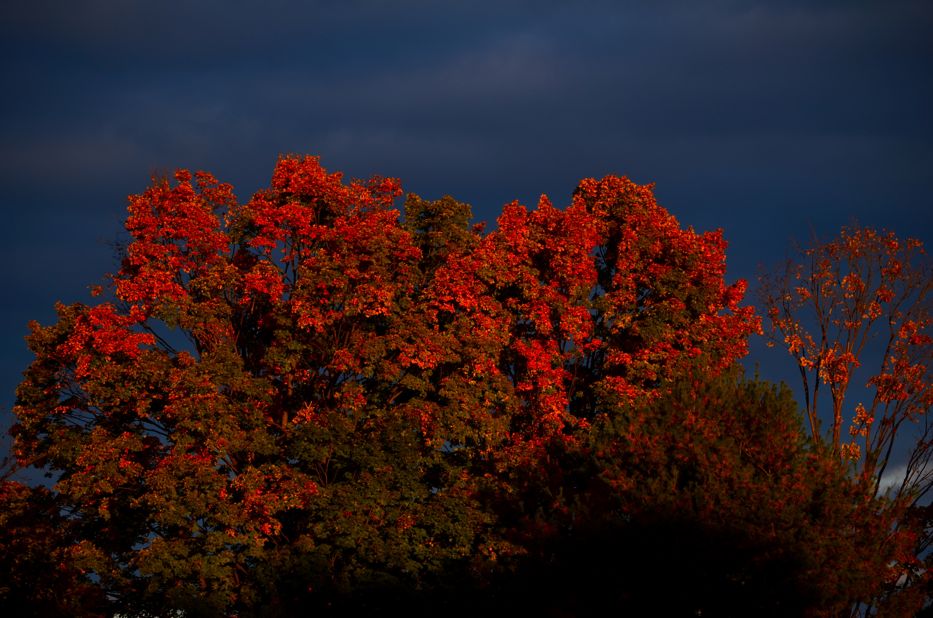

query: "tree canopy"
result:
(3, 155), (924, 616)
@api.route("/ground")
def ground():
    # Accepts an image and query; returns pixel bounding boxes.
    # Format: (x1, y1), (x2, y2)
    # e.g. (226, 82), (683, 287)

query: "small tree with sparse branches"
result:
(760, 226), (933, 607)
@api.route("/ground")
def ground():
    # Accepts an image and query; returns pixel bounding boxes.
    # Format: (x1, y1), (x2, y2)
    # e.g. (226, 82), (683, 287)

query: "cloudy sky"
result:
(2, 0), (931, 461)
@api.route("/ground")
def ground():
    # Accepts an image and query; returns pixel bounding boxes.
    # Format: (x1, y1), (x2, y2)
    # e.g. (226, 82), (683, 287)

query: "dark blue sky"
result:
(2, 1), (932, 463)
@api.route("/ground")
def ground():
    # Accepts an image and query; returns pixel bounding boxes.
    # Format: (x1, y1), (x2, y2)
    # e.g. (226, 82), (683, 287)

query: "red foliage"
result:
(761, 226), (933, 610)
(7, 155), (896, 615)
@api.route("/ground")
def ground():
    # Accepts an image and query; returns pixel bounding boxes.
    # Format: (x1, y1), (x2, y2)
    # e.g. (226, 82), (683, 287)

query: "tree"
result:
(0, 478), (109, 616)
(417, 176), (760, 557)
(413, 366), (904, 617)
(8, 154), (886, 615)
(11, 158), (483, 614)
(592, 366), (907, 614)
(760, 226), (933, 610)
(518, 367), (903, 616)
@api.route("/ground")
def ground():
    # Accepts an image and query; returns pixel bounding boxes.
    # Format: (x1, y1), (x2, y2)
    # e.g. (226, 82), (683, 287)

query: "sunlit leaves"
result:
(8, 154), (883, 614)
(761, 227), (933, 482)
(760, 226), (933, 609)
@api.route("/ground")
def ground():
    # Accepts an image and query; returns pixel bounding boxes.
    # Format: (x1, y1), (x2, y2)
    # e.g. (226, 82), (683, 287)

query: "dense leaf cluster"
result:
(2, 156), (914, 615)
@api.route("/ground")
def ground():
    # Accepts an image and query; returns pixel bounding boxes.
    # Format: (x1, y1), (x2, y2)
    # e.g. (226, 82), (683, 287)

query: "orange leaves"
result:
(841, 272), (865, 298)
(57, 303), (155, 379)
(817, 347), (859, 386)
(119, 169), (232, 312)
(573, 174), (758, 403)
(240, 261), (285, 304)
(246, 155), (403, 259)
(245, 159), (421, 360)
(12, 153), (780, 614)
(84, 305), (154, 355)
(840, 442), (861, 461)
(760, 224), (933, 523)
(849, 402), (873, 438)
(268, 154), (353, 206)
(232, 464), (319, 540)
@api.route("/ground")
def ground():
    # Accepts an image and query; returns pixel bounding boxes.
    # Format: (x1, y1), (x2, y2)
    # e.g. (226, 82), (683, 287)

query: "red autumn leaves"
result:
(5, 154), (928, 615)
